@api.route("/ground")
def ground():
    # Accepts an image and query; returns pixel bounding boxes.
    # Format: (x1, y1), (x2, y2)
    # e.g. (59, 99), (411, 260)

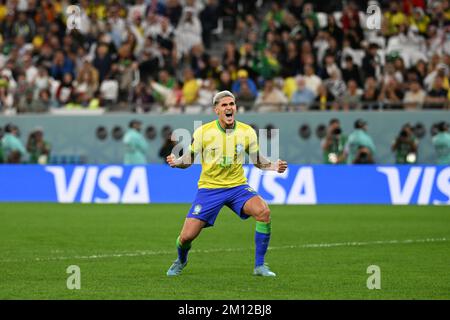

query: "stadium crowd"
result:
(0, 0), (449, 114)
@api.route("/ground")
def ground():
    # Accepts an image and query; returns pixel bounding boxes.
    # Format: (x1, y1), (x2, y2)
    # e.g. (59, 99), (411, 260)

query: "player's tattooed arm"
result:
(166, 152), (195, 169)
(250, 152), (288, 173)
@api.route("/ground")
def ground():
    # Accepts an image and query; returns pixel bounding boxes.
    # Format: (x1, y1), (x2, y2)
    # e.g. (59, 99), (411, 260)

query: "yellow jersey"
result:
(190, 120), (259, 189)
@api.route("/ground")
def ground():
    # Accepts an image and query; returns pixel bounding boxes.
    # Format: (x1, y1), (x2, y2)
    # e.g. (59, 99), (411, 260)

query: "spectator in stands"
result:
(222, 41), (240, 70)
(255, 78), (288, 112)
(403, 78), (426, 109)
(341, 79), (362, 110)
(117, 49), (140, 104)
(341, 55), (362, 88)
(220, 0), (239, 30)
(281, 40), (301, 78)
(55, 73), (76, 107)
(31, 89), (51, 113)
(217, 70), (232, 92)
(291, 77), (315, 110)
(197, 78), (218, 112)
(432, 121), (450, 164)
(123, 119), (148, 164)
(152, 70), (175, 105)
(26, 127), (51, 164)
(313, 84), (336, 111)
(379, 78), (404, 110)
(33, 66), (51, 100)
(424, 75), (449, 109)
(0, 74), (13, 113)
(409, 7), (430, 35)
(324, 70), (346, 104)
(321, 118), (347, 164)
(391, 123), (418, 164)
(50, 50), (74, 82)
(1, 123), (27, 163)
(131, 82), (155, 113)
(344, 119), (376, 164)
(182, 67), (199, 107)
(235, 80), (256, 112)
(319, 52), (341, 81)
(99, 67), (119, 108)
(232, 69), (258, 97)
(362, 43), (381, 80)
(361, 77), (381, 110)
(190, 44), (209, 78)
(200, 0), (220, 49)
(165, 0), (183, 27)
(93, 44), (113, 83)
(384, 1), (408, 36)
(303, 64), (322, 95)
(151, 78), (183, 112)
(75, 60), (99, 107)
(12, 11), (36, 43)
(175, 7), (202, 57)
(16, 88), (34, 113)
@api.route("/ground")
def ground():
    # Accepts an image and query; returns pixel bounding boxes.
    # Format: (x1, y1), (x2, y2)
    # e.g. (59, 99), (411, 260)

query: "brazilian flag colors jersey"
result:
(190, 120), (259, 189)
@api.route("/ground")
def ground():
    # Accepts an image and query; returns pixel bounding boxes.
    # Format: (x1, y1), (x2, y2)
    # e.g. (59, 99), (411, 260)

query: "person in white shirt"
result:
(303, 64), (322, 95)
(403, 79), (426, 109)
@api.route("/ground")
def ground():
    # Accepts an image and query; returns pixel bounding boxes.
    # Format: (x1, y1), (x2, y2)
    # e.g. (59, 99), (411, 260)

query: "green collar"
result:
(216, 119), (236, 133)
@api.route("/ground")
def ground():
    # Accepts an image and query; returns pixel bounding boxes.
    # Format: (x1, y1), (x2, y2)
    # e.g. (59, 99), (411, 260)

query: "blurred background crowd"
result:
(0, 0), (449, 114)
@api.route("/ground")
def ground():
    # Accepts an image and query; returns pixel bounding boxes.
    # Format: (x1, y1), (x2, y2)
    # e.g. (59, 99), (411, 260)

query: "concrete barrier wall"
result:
(0, 111), (447, 164)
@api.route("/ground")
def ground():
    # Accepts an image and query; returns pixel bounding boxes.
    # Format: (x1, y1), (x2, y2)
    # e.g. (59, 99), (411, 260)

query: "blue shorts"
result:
(187, 184), (259, 227)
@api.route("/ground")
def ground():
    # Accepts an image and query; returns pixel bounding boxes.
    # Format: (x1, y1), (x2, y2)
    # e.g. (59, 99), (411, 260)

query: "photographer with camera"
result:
(353, 146), (375, 164)
(432, 121), (450, 164)
(1, 124), (27, 163)
(344, 119), (376, 164)
(26, 127), (51, 164)
(391, 123), (418, 164)
(321, 118), (347, 164)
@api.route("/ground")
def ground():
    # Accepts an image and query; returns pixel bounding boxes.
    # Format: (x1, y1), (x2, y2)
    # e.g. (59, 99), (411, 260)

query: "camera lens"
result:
(400, 129), (408, 138)
(333, 128), (342, 135)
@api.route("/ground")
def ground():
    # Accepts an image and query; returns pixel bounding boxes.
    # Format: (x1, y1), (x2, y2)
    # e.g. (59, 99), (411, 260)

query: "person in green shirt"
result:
(344, 119), (376, 164)
(26, 127), (51, 164)
(123, 119), (148, 164)
(1, 123), (27, 163)
(0, 138), (3, 163)
(321, 118), (347, 164)
(432, 122), (450, 165)
(391, 123), (418, 164)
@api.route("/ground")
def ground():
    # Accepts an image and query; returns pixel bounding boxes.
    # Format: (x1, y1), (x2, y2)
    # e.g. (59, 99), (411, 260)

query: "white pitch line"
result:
(0, 237), (448, 263)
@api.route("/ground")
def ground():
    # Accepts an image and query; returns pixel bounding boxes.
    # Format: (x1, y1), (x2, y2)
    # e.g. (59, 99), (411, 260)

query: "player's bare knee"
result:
(179, 234), (194, 245)
(258, 207), (271, 223)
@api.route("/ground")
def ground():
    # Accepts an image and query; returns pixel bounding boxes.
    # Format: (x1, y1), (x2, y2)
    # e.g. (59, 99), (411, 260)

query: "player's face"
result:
(215, 96), (237, 128)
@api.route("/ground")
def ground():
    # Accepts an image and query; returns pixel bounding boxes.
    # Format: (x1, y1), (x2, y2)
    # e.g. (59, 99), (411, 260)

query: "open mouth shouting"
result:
(224, 110), (234, 123)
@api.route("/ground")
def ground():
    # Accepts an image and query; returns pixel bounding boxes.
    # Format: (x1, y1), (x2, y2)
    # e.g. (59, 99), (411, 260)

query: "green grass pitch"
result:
(0, 203), (449, 299)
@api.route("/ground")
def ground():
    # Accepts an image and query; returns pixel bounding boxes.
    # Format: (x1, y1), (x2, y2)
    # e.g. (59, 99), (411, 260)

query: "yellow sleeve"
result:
(248, 128), (259, 154)
(189, 127), (203, 154)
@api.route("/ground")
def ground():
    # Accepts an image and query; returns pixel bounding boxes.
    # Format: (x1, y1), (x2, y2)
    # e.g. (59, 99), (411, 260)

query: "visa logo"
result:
(45, 166), (150, 203)
(244, 166), (317, 204)
(377, 167), (450, 205)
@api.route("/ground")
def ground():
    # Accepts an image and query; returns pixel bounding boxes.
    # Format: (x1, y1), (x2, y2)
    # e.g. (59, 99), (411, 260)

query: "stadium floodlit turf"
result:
(0, 203), (449, 300)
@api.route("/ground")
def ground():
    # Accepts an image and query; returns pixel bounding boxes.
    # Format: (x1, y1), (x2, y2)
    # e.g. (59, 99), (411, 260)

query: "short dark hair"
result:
(129, 119), (142, 128)
(354, 119), (367, 129)
(437, 121), (449, 132)
(329, 118), (340, 125)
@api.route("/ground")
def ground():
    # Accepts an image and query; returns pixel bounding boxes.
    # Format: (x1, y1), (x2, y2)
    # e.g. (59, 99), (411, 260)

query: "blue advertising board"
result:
(0, 165), (449, 205)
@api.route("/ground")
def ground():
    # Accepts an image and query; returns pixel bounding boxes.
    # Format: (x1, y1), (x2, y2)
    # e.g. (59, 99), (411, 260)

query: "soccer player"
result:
(166, 90), (288, 277)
